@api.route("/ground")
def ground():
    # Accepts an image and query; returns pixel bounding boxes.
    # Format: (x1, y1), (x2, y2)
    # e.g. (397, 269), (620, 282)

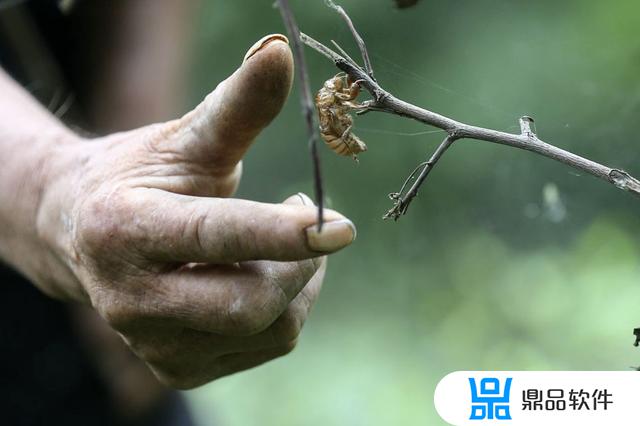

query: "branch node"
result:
(375, 91), (389, 103)
(519, 115), (537, 139)
(609, 169), (640, 195)
(449, 128), (463, 139)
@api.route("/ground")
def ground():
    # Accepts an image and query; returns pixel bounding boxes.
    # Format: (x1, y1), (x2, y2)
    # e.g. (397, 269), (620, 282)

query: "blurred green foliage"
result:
(184, 1), (640, 424)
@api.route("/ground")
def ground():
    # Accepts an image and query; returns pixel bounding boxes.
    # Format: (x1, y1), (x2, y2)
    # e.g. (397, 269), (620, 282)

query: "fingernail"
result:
(305, 219), (356, 253)
(243, 34), (289, 64)
(296, 192), (315, 206)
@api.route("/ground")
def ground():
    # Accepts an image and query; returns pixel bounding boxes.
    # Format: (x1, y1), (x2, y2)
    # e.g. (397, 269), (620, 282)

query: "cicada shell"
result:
(315, 73), (367, 160)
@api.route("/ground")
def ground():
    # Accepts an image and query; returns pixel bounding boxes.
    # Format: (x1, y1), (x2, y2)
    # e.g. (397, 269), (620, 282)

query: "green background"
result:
(184, 1), (640, 424)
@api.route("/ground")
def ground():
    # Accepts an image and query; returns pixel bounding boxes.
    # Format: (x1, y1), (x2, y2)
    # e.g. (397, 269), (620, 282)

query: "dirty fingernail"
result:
(282, 192), (315, 206)
(296, 192), (315, 206)
(305, 219), (356, 253)
(243, 33), (289, 64)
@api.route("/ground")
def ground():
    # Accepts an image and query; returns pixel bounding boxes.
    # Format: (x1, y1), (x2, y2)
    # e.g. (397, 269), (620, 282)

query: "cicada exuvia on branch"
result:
(315, 73), (367, 161)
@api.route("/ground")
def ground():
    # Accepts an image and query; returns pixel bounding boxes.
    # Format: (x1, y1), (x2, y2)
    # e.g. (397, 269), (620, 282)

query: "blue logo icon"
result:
(469, 377), (513, 420)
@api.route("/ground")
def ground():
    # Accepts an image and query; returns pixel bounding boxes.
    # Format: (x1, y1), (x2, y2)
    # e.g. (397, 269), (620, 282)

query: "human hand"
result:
(35, 35), (355, 388)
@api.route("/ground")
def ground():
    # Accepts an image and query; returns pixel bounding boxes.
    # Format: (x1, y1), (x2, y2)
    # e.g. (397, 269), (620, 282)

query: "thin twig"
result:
(276, 0), (324, 229)
(394, 161), (428, 196)
(300, 32), (640, 219)
(324, 0), (374, 79)
(385, 135), (456, 220)
(330, 40), (358, 69)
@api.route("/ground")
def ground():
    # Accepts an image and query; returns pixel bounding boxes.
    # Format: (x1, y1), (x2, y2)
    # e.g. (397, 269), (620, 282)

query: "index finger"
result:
(127, 190), (356, 264)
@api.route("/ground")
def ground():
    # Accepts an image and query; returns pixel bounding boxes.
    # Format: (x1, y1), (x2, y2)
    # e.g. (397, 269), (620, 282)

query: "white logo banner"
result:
(434, 371), (638, 425)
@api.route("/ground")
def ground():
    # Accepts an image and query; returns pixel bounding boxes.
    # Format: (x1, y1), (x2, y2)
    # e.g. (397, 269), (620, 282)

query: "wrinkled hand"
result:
(37, 35), (356, 388)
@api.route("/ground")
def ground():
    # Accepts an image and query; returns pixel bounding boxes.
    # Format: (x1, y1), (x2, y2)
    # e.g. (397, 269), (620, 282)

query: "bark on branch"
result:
(279, 1), (640, 221)
(276, 0), (325, 229)
(298, 8), (640, 220)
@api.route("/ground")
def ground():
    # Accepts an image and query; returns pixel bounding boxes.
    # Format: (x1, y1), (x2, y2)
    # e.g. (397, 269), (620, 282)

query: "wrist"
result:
(35, 133), (94, 301)
(0, 125), (86, 300)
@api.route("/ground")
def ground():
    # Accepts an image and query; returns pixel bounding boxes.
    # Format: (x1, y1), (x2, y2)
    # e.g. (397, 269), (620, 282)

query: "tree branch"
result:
(324, 0), (374, 79)
(276, 0), (324, 229)
(385, 134), (456, 220)
(299, 29), (640, 219)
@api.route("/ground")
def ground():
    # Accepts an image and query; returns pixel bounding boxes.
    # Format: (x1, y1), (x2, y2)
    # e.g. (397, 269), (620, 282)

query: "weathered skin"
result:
(0, 36), (356, 389)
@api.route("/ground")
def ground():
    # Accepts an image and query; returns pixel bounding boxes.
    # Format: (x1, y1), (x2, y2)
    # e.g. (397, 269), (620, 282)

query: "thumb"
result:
(173, 34), (293, 176)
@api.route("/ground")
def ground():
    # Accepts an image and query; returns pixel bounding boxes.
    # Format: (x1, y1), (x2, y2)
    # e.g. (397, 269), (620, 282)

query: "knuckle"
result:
(151, 367), (206, 390)
(75, 192), (135, 253)
(226, 285), (283, 335)
(277, 339), (298, 356)
(226, 303), (269, 335)
(128, 337), (210, 390)
(271, 309), (303, 344)
(295, 259), (319, 283)
(91, 288), (144, 331)
(135, 342), (178, 366)
(96, 299), (137, 330)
